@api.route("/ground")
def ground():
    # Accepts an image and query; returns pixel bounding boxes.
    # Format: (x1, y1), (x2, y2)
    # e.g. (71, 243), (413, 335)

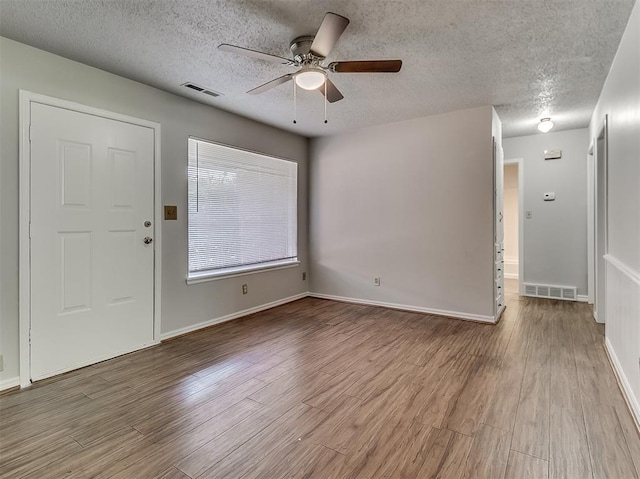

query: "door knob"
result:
(143, 237), (153, 245)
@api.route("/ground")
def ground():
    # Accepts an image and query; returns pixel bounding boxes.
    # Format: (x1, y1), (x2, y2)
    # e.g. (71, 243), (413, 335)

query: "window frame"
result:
(186, 137), (299, 284)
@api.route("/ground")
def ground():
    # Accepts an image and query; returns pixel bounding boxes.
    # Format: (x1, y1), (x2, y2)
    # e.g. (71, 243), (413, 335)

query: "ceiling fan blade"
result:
(319, 78), (344, 103)
(218, 44), (293, 65)
(329, 60), (403, 73)
(247, 74), (293, 94)
(310, 12), (350, 58)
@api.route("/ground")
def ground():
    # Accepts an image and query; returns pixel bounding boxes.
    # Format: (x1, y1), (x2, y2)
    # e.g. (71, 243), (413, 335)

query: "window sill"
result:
(186, 260), (300, 285)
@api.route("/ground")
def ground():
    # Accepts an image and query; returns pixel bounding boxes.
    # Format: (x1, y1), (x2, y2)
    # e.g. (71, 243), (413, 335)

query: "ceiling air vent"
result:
(181, 82), (223, 98)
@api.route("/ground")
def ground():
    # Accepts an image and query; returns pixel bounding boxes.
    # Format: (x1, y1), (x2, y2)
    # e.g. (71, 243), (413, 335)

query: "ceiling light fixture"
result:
(294, 69), (326, 90)
(537, 117), (554, 133)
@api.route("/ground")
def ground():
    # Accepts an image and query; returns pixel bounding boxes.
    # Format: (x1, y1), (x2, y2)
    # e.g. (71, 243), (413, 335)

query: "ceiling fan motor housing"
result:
(290, 36), (323, 65)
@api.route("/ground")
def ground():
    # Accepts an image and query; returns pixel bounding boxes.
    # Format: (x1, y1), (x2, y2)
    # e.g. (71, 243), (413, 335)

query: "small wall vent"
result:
(181, 82), (223, 98)
(523, 283), (578, 301)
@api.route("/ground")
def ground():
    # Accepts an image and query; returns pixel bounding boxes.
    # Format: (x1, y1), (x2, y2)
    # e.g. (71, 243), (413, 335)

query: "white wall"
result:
(589, 1), (640, 424)
(503, 164), (519, 278)
(309, 105), (498, 322)
(0, 38), (309, 386)
(503, 129), (589, 295)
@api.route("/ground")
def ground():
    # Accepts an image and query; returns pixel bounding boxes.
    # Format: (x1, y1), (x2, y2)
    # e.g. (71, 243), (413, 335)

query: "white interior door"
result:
(29, 102), (155, 381)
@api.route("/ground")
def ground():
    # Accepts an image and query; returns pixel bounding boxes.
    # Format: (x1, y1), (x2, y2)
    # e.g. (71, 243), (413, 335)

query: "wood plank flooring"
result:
(1, 280), (639, 478)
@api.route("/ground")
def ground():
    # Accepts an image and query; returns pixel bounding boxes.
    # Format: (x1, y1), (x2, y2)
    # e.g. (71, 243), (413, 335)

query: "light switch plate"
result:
(164, 205), (178, 220)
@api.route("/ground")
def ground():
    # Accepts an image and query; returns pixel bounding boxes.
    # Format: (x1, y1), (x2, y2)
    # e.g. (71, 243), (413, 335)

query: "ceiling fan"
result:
(218, 12), (402, 104)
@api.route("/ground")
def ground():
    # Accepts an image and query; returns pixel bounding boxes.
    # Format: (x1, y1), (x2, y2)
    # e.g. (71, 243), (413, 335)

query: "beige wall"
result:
(503, 164), (519, 276)
(309, 105), (500, 321)
(0, 37), (309, 386)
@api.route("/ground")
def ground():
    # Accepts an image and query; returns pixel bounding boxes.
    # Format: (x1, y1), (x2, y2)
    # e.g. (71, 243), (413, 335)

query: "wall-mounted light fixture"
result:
(537, 117), (554, 133)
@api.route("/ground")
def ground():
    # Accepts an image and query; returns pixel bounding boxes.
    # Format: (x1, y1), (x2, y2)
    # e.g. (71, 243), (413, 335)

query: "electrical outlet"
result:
(374, 277), (381, 286)
(242, 284), (248, 295)
(0, 354), (3, 371)
(302, 272), (307, 281)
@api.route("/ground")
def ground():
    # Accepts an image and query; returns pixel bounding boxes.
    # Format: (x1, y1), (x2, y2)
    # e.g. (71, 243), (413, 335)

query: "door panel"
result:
(30, 103), (155, 381)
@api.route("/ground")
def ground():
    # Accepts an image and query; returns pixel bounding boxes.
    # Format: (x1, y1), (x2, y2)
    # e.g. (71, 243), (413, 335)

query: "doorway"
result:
(19, 92), (162, 386)
(504, 158), (524, 295)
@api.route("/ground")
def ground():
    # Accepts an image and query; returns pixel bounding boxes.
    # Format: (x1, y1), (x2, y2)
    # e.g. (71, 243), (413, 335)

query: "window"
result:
(187, 138), (298, 282)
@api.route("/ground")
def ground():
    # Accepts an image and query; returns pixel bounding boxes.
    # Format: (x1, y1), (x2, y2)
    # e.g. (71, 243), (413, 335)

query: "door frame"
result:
(593, 115), (609, 323)
(18, 91), (162, 388)
(587, 139), (595, 304)
(504, 157), (525, 295)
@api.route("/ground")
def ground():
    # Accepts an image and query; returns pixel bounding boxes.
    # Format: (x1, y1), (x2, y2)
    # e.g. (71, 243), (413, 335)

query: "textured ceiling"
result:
(0, 0), (636, 138)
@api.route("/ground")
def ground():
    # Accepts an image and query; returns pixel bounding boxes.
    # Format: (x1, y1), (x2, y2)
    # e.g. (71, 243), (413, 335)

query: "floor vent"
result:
(523, 283), (578, 301)
(181, 82), (223, 98)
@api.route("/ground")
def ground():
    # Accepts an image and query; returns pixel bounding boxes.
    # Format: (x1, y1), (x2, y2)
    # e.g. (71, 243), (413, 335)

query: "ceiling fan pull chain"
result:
(324, 81), (328, 124)
(293, 81), (297, 124)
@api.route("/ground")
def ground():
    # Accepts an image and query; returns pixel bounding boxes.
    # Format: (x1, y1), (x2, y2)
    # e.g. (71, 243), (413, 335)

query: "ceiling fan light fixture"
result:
(294, 69), (326, 90)
(537, 117), (554, 133)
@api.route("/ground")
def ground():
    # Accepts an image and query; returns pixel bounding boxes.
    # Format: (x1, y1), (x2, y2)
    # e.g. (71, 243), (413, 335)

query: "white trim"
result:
(19, 91), (162, 388)
(594, 116), (608, 323)
(504, 157), (524, 295)
(0, 377), (21, 393)
(153, 119), (163, 350)
(19, 92), (31, 388)
(308, 293), (496, 324)
(587, 141), (595, 304)
(160, 292), (309, 341)
(187, 261), (300, 285)
(605, 337), (640, 433)
(604, 254), (640, 287)
(576, 295), (589, 303)
(504, 273), (519, 280)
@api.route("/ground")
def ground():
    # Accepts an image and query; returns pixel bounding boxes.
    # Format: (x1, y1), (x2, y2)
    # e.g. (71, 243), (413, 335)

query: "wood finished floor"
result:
(2, 280), (640, 478)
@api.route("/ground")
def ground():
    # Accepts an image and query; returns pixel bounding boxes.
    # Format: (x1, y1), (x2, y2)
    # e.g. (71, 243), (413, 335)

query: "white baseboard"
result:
(504, 258), (519, 279)
(159, 292), (309, 341)
(576, 295), (589, 303)
(308, 293), (496, 324)
(0, 377), (20, 393)
(605, 337), (640, 432)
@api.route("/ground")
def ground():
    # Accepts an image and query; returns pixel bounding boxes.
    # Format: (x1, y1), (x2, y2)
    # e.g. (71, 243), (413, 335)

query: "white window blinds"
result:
(188, 138), (298, 278)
